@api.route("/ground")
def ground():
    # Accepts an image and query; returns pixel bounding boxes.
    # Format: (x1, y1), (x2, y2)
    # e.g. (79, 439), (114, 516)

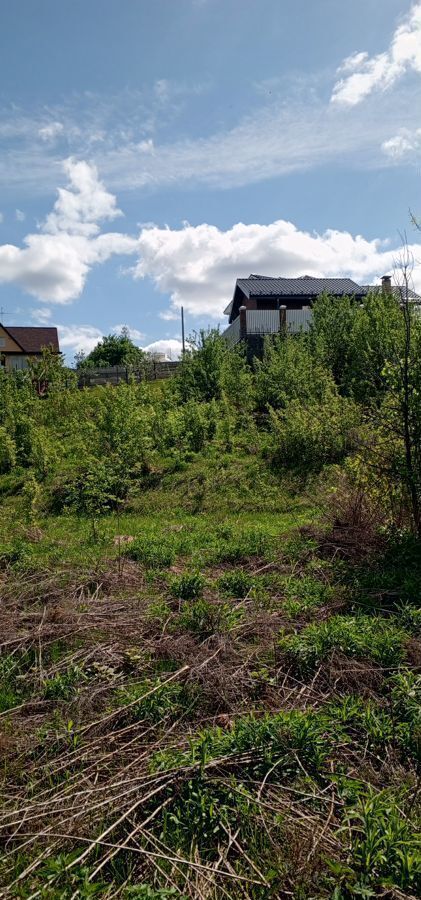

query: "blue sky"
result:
(0, 0), (420, 360)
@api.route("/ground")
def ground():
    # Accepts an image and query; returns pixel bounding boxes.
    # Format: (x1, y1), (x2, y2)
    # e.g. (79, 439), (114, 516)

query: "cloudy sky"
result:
(0, 0), (420, 360)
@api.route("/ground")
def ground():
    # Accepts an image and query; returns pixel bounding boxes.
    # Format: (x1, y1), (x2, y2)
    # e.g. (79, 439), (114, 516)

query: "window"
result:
(0, 338), (5, 348)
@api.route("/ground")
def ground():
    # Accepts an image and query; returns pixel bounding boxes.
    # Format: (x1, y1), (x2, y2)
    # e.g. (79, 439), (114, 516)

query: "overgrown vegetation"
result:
(0, 287), (420, 897)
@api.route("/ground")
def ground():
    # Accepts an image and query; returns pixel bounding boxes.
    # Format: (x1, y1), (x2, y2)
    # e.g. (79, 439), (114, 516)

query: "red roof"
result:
(3, 325), (59, 353)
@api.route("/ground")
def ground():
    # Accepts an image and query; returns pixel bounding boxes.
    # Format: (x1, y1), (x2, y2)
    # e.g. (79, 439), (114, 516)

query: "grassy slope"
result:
(0, 449), (419, 898)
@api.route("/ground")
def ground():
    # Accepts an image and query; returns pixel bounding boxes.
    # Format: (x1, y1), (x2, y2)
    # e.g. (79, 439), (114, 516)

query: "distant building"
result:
(0, 323), (60, 371)
(148, 351), (169, 362)
(223, 274), (421, 352)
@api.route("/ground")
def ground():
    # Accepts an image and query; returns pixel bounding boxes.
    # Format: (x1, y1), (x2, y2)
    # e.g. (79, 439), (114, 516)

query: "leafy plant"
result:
(217, 568), (254, 598)
(279, 615), (407, 676)
(168, 571), (206, 600)
(177, 598), (241, 637)
(124, 536), (175, 569)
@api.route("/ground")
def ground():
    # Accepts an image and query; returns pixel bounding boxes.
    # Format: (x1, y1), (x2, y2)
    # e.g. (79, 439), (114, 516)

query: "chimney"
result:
(382, 274), (392, 295)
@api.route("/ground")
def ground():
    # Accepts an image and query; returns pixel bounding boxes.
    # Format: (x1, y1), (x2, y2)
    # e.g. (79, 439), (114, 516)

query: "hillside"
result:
(0, 307), (420, 898)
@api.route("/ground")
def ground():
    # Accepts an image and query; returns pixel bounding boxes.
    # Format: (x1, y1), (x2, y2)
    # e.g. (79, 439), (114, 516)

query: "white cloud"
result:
(159, 309), (179, 321)
(142, 338), (183, 359)
(132, 219), (421, 319)
(15, 209), (26, 222)
(43, 157), (123, 237)
(0, 159), (137, 302)
(31, 307), (52, 323)
(112, 324), (145, 342)
(382, 127), (421, 159)
(57, 324), (104, 354)
(38, 121), (64, 142)
(332, 2), (421, 106)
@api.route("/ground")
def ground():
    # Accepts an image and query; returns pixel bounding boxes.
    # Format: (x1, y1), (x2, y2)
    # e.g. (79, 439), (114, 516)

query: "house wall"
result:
(0, 326), (22, 353)
(6, 355), (32, 371)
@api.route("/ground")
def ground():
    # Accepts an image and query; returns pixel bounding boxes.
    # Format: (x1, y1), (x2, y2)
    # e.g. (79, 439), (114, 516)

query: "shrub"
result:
(177, 599), (241, 638)
(211, 527), (271, 563)
(0, 427), (16, 473)
(218, 569), (253, 598)
(43, 666), (87, 701)
(114, 678), (197, 724)
(169, 571), (206, 600)
(124, 536), (175, 569)
(279, 615), (407, 676)
(269, 394), (359, 473)
(335, 789), (421, 893)
(255, 334), (335, 411)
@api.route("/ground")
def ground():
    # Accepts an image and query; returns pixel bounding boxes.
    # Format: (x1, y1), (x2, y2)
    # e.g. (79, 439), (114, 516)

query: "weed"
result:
(279, 615), (408, 677)
(331, 788), (421, 894)
(282, 574), (336, 616)
(218, 569), (253, 597)
(210, 527), (272, 564)
(124, 888), (181, 899)
(176, 598), (242, 637)
(168, 570), (205, 600)
(114, 677), (198, 724)
(42, 666), (87, 701)
(124, 536), (175, 569)
(0, 656), (23, 712)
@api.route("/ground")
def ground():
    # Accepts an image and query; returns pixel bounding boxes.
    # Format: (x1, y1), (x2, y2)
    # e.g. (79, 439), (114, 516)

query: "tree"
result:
(359, 249), (421, 536)
(173, 329), (226, 403)
(76, 329), (146, 369)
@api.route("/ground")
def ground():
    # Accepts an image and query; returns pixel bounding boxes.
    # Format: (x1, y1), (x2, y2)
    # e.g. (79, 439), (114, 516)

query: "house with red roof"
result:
(0, 323), (60, 371)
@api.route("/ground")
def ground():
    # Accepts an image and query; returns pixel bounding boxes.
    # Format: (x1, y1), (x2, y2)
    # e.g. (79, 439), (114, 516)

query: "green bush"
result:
(269, 394), (359, 473)
(114, 678), (198, 724)
(279, 615), (407, 676)
(218, 569), (253, 597)
(124, 536), (175, 569)
(334, 788), (421, 893)
(169, 571), (206, 600)
(43, 666), (87, 701)
(211, 527), (271, 563)
(255, 334), (335, 411)
(177, 599), (241, 638)
(0, 426), (16, 473)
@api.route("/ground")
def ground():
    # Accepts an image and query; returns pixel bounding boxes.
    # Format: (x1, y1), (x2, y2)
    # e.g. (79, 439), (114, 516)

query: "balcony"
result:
(223, 308), (313, 346)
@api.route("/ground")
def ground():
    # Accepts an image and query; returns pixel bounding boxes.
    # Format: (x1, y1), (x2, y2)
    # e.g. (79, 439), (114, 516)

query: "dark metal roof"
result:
(3, 326), (59, 353)
(237, 275), (364, 298)
(360, 285), (421, 301)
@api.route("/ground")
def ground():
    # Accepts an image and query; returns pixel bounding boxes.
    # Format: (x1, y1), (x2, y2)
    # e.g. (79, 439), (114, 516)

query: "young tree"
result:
(173, 329), (226, 403)
(76, 329), (146, 369)
(361, 250), (421, 535)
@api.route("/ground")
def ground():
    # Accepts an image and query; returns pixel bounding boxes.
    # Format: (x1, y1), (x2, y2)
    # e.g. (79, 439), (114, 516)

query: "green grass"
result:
(279, 614), (409, 676)
(0, 441), (420, 898)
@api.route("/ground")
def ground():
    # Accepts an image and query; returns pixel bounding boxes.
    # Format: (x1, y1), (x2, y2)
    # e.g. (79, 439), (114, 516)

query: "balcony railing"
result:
(222, 308), (313, 345)
(286, 308), (313, 332)
(223, 315), (241, 347)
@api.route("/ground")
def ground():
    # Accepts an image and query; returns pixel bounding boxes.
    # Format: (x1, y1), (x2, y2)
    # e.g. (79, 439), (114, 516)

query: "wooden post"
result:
(239, 305), (247, 340)
(181, 306), (185, 354)
(279, 305), (287, 335)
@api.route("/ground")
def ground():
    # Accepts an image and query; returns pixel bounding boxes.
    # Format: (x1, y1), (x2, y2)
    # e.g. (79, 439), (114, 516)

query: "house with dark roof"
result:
(0, 323), (60, 371)
(222, 274), (421, 349)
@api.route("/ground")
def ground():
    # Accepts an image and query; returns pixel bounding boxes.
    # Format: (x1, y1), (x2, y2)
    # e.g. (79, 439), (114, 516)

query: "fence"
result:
(222, 307), (314, 345)
(223, 316), (241, 347)
(246, 309), (280, 334)
(77, 360), (180, 388)
(286, 308), (313, 332)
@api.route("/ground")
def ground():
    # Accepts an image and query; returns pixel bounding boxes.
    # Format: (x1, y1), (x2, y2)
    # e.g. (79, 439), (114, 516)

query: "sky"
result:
(0, 0), (420, 362)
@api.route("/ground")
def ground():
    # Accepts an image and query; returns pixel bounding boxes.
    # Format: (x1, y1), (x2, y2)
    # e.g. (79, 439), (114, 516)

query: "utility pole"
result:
(181, 305), (185, 354)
